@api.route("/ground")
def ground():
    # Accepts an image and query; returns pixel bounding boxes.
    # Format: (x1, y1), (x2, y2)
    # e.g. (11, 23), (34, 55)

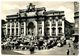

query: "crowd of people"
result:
(1, 35), (66, 54)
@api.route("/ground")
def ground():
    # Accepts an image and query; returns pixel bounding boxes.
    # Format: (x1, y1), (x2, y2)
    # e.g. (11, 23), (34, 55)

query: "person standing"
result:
(66, 49), (70, 55)
(29, 43), (35, 54)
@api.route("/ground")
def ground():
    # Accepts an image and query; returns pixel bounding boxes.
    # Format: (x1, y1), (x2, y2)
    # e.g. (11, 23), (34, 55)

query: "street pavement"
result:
(13, 45), (78, 55)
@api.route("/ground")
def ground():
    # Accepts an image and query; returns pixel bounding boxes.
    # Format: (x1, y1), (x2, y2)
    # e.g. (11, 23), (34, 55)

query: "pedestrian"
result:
(29, 44), (35, 54)
(73, 53), (75, 55)
(66, 49), (70, 55)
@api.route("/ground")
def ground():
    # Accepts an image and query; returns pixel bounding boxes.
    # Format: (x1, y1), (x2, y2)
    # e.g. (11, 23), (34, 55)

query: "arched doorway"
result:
(28, 22), (35, 35)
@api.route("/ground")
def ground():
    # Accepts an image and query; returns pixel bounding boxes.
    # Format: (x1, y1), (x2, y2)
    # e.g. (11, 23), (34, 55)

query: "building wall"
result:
(73, 2), (79, 42)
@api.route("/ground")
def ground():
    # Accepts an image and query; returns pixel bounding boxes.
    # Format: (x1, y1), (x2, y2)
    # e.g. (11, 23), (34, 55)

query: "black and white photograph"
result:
(1, 0), (79, 55)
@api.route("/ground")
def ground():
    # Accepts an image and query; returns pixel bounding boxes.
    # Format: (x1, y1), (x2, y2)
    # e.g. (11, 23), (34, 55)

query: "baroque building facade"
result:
(2, 3), (72, 42)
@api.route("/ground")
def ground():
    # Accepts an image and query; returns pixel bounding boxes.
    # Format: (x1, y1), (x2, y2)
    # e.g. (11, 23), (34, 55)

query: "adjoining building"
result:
(1, 20), (7, 43)
(2, 3), (73, 42)
(73, 2), (79, 42)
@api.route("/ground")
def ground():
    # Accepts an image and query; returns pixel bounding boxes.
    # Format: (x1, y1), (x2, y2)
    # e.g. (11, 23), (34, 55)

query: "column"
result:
(18, 22), (20, 36)
(10, 22), (12, 36)
(62, 19), (65, 39)
(24, 21), (26, 36)
(26, 22), (28, 35)
(14, 22), (16, 36)
(42, 21), (44, 36)
(36, 21), (38, 36)
(50, 20), (52, 36)
(62, 20), (64, 33)
(6, 23), (8, 35)
(56, 19), (58, 36)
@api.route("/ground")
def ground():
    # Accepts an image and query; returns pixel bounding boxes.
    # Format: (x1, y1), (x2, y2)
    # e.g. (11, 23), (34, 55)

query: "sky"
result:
(1, 0), (75, 23)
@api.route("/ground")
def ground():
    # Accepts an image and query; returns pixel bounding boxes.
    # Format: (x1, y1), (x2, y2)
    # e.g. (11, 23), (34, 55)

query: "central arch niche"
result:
(28, 22), (35, 35)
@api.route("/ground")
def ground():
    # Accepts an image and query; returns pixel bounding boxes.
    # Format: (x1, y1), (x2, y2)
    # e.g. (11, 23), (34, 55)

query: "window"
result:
(75, 23), (78, 28)
(58, 27), (62, 33)
(52, 19), (56, 26)
(38, 27), (42, 34)
(46, 28), (49, 33)
(45, 20), (49, 26)
(52, 19), (55, 23)
(52, 28), (56, 33)
(38, 21), (42, 24)
(21, 28), (24, 34)
(8, 29), (10, 35)
(58, 19), (62, 26)
(16, 22), (18, 27)
(12, 29), (14, 35)
(21, 22), (24, 27)
(16, 29), (18, 35)
(46, 28), (50, 36)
